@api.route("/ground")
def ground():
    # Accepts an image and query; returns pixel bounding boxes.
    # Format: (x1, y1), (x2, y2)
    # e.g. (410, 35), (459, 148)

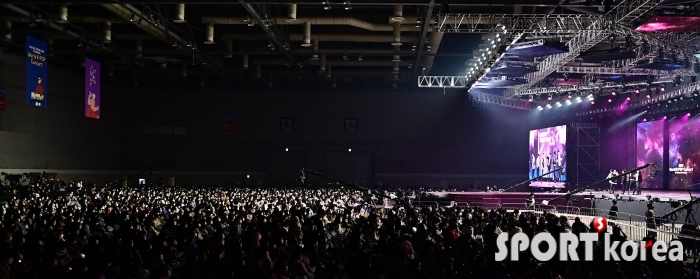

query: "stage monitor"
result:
(634, 15), (700, 33)
(529, 125), (567, 187)
(636, 120), (664, 189)
(669, 117), (700, 190)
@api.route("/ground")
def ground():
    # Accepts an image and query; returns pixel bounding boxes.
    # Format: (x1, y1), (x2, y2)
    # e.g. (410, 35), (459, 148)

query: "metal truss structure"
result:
(436, 13), (604, 35)
(629, 81), (700, 109)
(616, 27), (698, 71)
(503, 0), (666, 97)
(469, 92), (532, 110)
(512, 77), (674, 96)
(417, 76), (466, 88)
(569, 123), (601, 189)
(558, 66), (696, 76)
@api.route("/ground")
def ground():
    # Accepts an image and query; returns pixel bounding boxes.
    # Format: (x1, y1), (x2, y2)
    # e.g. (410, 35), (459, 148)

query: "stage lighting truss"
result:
(512, 77), (673, 97)
(558, 66), (696, 76)
(629, 81), (700, 110)
(468, 91), (532, 110)
(503, 0), (666, 98)
(436, 13), (604, 35)
(615, 27), (699, 71)
(464, 26), (523, 90)
(417, 76), (467, 88)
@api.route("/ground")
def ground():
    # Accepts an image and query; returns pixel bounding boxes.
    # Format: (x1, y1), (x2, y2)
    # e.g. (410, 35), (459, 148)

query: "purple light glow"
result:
(591, 101), (595, 104)
(608, 99), (612, 102)
(612, 92), (616, 96)
(688, 113), (692, 116)
(647, 95), (651, 98)
(643, 119), (647, 122)
(635, 16), (700, 33)
(627, 97), (631, 100)
(664, 116), (668, 119)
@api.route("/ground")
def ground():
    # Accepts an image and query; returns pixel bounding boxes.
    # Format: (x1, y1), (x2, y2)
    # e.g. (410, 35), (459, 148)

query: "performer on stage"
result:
(620, 169), (629, 194)
(607, 169), (618, 194)
(634, 171), (642, 195)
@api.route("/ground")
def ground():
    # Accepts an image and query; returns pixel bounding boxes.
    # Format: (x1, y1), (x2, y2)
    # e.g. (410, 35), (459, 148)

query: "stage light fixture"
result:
(348, 148), (352, 152)
(608, 99), (612, 102)
(611, 91), (616, 96)
(688, 113), (691, 116)
(548, 95), (552, 101)
(643, 119), (646, 122)
(664, 116), (668, 119)
(537, 106), (543, 110)
(285, 148), (289, 151)
(546, 104), (552, 109)
(591, 101), (595, 104)
(647, 94), (651, 99)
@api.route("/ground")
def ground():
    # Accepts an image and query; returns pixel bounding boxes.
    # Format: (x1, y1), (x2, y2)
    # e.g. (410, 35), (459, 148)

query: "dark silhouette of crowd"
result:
(0, 180), (696, 279)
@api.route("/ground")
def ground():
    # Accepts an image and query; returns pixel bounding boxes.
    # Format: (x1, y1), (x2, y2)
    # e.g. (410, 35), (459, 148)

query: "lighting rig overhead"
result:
(465, 25), (518, 91)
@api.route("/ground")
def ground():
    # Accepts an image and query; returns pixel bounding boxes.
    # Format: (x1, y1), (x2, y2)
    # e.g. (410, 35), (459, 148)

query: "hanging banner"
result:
(85, 58), (100, 119)
(26, 35), (47, 108)
(0, 85), (5, 111)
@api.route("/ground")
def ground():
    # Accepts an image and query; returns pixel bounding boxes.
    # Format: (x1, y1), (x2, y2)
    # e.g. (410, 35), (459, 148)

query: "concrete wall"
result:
(118, 83), (530, 188)
(0, 51), (120, 173)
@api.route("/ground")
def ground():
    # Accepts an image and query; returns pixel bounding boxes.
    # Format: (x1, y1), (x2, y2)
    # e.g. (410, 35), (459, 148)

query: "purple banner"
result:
(85, 58), (100, 119)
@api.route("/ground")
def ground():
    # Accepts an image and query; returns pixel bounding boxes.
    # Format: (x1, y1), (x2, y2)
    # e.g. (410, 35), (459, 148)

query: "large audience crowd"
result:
(0, 179), (696, 279)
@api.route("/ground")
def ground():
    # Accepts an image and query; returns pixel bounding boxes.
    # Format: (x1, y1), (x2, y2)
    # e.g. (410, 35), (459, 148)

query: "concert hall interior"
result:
(1, 0), (700, 278)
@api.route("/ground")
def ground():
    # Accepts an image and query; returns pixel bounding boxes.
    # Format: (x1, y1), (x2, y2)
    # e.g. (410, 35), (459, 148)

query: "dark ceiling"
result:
(0, 0), (697, 91)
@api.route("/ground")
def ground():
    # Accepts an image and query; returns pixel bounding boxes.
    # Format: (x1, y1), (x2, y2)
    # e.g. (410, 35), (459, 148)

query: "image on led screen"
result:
(669, 117), (700, 190)
(635, 16), (700, 33)
(529, 125), (566, 187)
(636, 120), (664, 189)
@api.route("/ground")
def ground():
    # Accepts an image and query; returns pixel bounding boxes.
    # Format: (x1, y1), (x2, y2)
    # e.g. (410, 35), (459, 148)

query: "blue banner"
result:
(26, 36), (47, 108)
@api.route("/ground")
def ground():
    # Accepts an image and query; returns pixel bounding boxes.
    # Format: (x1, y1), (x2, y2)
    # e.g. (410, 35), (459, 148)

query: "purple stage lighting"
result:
(664, 116), (668, 119)
(643, 119), (647, 122)
(591, 101), (595, 104)
(627, 96), (631, 100)
(647, 94), (651, 98)
(635, 15), (700, 33)
(612, 92), (616, 96)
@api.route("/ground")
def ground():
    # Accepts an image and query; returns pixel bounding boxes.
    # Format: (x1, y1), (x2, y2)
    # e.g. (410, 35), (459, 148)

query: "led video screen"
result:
(635, 15), (700, 33)
(636, 120), (665, 189)
(669, 117), (700, 190)
(529, 125), (567, 187)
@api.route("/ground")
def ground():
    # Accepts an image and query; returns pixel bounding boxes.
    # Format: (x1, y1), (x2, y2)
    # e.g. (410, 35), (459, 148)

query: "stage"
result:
(426, 190), (700, 224)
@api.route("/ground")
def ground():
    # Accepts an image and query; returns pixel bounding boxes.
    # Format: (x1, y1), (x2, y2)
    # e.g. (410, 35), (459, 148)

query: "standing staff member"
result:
(621, 169), (630, 194)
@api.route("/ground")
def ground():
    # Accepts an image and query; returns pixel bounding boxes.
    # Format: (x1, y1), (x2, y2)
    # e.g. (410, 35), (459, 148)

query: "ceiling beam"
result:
(410, 0), (434, 89)
(12, 1), (616, 6)
(237, 1), (296, 66)
(0, 4), (170, 78)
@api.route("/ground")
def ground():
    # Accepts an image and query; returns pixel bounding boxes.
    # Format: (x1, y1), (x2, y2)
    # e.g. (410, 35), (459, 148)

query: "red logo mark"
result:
(593, 216), (608, 233)
(645, 240), (653, 249)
